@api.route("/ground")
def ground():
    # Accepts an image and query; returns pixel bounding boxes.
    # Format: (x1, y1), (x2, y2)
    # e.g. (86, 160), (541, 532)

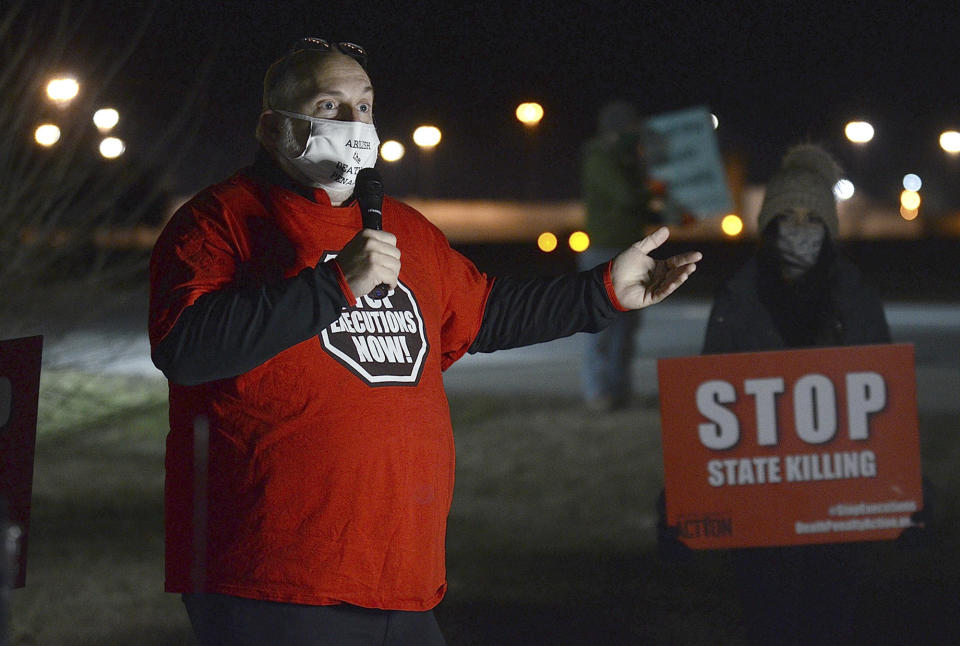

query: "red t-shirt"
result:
(149, 170), (493, 610)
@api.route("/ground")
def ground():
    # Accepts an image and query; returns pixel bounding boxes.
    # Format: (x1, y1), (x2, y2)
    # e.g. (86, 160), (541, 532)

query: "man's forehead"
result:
(310, 54), (373, 92)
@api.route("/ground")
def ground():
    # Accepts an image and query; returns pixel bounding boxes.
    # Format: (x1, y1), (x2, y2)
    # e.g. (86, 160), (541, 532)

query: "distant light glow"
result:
(900, 206), (919, 221)
(380, 140), (405, 162)
(940, 130), (960, 154)
(93, 108), (119, 131)
(568, 231), (590, 253)
(710, 113), (719, 130)
(844, 121), (874, 144)
(902, 173), (922, 192)
(99, 136), (125, 159)
(516, 102), (544, 126)
(900, 189), (921, 211)
(35, 123), (61, 146)
(833, 179), (855, 201)
(412, 125), (441, 148)
(46, 77), (79, 103)
(720, 214), (743, 237)
(537, 232), (558, 253)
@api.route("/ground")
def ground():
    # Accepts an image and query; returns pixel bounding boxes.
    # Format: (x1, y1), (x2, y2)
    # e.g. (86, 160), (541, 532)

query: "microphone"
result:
(355, 167), (389, 299)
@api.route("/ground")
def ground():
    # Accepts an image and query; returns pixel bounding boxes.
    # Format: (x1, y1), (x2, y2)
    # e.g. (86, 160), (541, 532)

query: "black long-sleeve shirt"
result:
(152, 261), (619, 385)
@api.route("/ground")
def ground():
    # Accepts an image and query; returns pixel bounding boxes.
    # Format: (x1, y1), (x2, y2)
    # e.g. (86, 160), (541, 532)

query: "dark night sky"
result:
(20, 0), (960, 205)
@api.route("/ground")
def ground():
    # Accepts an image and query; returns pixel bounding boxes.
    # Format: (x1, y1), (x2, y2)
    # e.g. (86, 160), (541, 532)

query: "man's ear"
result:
(256, 110), (280, 144)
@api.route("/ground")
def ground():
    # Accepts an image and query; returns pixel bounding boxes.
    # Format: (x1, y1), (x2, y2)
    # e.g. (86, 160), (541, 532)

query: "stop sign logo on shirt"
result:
(319, 255), (429, 386)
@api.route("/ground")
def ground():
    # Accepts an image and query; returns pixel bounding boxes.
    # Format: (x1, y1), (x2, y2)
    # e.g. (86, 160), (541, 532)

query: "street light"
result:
(844, 121), (874, 144)
(899, 180), (921, 220)
(412, 125), (441, 148)
(515, 102), (544, 127)
(940, 130), (960, 154)
(537, 232), (558, 253)
(516, 102), (544, 199)
(721, 214), (743, 237)
(900, 206), (919, 221)
(34, 124), (62, 147)
(900, 189), (920, 211)
(46, 77), (79, 105)
(99, 136), (125, 159)
(833, 179), (855, 201)
(412, 126), (441, 197)
(568, 231), (590, 252)
(93, 108), (120, 132)
(902, 174), (922, 192)
(380, 140), (405, 162)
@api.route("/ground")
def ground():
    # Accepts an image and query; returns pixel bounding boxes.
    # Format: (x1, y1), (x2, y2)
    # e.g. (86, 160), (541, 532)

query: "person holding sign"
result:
(148, 39), (702, 646)
(702, 144), (889, 645)
(578, 101), (665, 411)
(703, 144), (890, 353)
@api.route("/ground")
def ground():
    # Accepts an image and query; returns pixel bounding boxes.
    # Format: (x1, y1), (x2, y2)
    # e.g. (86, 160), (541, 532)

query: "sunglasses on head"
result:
(288, 37), (368, 69)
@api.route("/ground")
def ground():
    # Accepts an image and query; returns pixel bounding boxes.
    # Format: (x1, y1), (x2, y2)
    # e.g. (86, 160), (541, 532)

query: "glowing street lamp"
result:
(34, 123), (62, 147)
(93, 108), (120, 132)
(844, 121), (874, 144)
(900, 189), (921, 211)
(516, 102), (545, 199)
(99, 136), (126, 159)
(412, 125), (441, 148)
(537, 232), (558, 253)
(833, 179), (855, 201)
(46, 77), (79, 104)
(380, 140), (405, 162)
(940, 130), (960, 154)
(900, 189), (921, 221)
(412, 126), (441, 197)
(568, 231), (590, 252)
(515, 102), (544, 127)
(721, 214), (743, 237)
(902, 174), (922, 192)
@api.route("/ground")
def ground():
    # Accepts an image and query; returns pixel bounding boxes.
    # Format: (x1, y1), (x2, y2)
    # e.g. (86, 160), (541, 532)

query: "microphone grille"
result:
(357, 167), (384, 201)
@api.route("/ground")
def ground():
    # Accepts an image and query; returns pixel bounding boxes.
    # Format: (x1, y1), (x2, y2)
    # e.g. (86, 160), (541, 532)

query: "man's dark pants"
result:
(183, 593), (447, 646)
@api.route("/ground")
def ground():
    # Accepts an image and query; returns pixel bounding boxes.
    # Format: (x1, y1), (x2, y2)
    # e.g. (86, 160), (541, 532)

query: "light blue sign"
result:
(643, 106), (732, 220)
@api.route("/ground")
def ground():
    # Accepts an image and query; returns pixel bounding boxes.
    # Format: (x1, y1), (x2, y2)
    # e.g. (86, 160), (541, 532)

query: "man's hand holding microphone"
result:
(335, 229), (400, 299)
(335, 168), (400, 300)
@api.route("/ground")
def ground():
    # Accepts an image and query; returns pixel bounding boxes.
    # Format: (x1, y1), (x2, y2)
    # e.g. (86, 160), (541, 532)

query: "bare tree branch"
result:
(0, 0), (215, 337)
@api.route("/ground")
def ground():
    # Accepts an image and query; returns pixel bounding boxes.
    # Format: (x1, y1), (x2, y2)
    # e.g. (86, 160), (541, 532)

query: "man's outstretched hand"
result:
(611, 227), (702, 310)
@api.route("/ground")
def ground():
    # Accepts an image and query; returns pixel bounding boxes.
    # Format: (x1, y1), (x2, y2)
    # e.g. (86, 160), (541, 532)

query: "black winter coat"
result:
(703, 250), (890, 354)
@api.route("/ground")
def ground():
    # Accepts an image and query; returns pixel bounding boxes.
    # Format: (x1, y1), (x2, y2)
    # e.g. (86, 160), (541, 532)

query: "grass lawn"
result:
(11, 372), (190, 646)
(9, 372), (960, 644)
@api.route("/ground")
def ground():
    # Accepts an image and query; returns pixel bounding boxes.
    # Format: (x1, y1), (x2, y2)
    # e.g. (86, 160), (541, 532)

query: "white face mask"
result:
(274, 109), (380, 192)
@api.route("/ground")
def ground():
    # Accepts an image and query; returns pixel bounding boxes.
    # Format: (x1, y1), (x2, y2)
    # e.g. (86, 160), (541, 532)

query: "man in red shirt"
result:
(149, 38), (701, 646)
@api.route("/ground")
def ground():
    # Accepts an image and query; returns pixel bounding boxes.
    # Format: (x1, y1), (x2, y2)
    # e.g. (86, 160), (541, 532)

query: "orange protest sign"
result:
(658, 343), (922, 549)
(0, 335), (43, 587)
